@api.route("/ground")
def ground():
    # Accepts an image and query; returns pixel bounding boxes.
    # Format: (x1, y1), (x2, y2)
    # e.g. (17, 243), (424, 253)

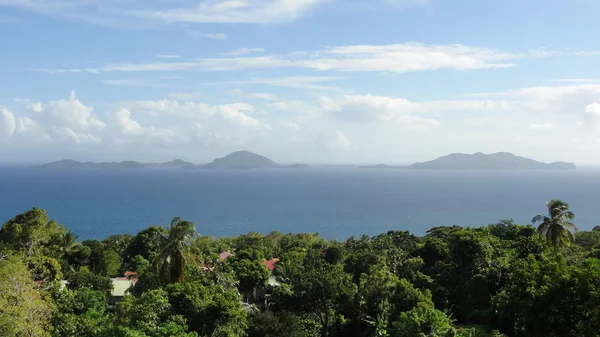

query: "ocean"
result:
(1, 167), (599, 240)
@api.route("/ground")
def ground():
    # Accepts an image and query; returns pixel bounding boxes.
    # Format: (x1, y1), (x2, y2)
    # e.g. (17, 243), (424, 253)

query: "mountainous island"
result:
(38, 151), (309, 170)
(409, 152), (576, 170)
(202, 151), (280, 169)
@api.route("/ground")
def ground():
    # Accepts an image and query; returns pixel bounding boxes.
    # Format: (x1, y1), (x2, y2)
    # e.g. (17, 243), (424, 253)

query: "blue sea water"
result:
(0, 167), (599, 240)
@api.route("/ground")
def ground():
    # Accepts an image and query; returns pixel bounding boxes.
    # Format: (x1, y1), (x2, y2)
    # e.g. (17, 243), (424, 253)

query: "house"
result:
(200, 251), (234, 272)
(108, 271), (138, 307)
(251, 258), (281, 307)
(262, 258), (279, 272)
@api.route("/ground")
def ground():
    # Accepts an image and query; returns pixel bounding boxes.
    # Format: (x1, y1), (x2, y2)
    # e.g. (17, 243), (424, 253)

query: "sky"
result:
(2, 0), (600, 164)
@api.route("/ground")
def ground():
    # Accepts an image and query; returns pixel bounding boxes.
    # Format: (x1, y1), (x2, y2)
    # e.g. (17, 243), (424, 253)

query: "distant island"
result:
(282, 164), (310, 169)
(359, 164), (406, 169)
(409, 152), (576, 170)
(202, 151), (280, 169)
(38, 159), (146, 169)
(37, 151), (309, 170)
(146, 159), (196, 169)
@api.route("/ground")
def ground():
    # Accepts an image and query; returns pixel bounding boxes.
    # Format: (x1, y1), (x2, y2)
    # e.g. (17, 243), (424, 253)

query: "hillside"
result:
(202, 151), (281, 169)
(409, 152), (576, 170)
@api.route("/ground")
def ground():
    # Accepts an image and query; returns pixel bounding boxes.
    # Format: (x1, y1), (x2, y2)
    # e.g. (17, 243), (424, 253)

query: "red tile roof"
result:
(263, 258), (280, 271)
(219, 251), (233, 260)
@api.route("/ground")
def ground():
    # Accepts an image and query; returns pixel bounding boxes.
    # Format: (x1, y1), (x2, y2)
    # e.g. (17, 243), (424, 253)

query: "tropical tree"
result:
(0, 256), (53, 337)
(532, 199), (578, 249)
(155, 217), (199, 284)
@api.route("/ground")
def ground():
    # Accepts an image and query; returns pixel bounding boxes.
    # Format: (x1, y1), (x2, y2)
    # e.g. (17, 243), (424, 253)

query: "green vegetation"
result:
(1, 200), (599, 337)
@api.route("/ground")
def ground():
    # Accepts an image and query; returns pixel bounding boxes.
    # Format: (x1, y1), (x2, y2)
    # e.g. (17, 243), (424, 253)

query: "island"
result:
(282, 164), (310, 169)
(146, 159), (197, 169)
(201, 150), (280, 169)
(38, 159), (145, 169)
(409, 152), (576, 170)
(359, 164), (406, 169)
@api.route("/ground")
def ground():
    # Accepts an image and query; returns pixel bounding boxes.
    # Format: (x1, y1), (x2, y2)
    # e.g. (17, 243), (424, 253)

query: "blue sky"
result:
(2, 0), (600, 164)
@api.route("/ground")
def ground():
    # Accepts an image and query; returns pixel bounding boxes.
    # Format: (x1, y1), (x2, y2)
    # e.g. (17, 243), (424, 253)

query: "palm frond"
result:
(532, 214), (546, 224)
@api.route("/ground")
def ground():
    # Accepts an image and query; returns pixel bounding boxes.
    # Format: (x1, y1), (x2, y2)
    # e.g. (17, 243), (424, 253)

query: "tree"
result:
(493, 255), (600, 337)
(247, 311), (304, 337)
(0, 256), (52, 337)
(0, 207), (71, 261)
(113, 289), (197, 337)
(290, 253), (357, 337)
(154, 217), (199, 284)
(230, 259), (269, 297)
(66, 267), (113, 296)
(52, 288), (112, 337)
(532, 199), (578, 249)
(388, 280), (456, 337)
(123, 225), (168, 266)
(166, 281), (247, 337)
(391, 302), (455, 337)
(574, 229), (600, 251)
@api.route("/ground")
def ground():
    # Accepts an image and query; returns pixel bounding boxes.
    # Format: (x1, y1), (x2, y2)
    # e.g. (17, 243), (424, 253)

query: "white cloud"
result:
(584, 103), (600, 129)
(156, 54), (181, 59)
(116, 108), (144, 135)
(550, 79), (600, 83)
(0, 0), (427, 26)
(52, 127), (101, 144)
(102, 79), (166, 87)
(5, 82), (600, 163)
(167, 92), (204, 100)
(43, 91), (106, 131)
(218, 104), (261, 128)
(529, 123), (553, 130)
(231, 89), (279, 101)
(222, 48), (266, 56)
(280, 121), (301, 130)
(17, 117), (39, 133)
(249, 93), (278, 101)
(0, 107), (16, 136)
(186, 29), (228, 40)
(40, 43), (553, 75)
(323, 94), (444, 129)
(142, 0), (325, 24)
(220, 76), (345, 92)
(29, 102), (43, 113)
(315, 130), (351, 151)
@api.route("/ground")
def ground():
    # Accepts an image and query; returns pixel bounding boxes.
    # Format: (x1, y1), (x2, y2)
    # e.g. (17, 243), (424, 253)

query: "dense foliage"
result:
(0, 200), (599, 337)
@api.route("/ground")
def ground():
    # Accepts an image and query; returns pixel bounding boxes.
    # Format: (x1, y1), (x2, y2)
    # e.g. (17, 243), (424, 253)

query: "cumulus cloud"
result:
(584, 103), (600, 129)
(29, 102), (43, 113)
(4, 82), (600, 163)
(43, 91), (106, 130)
(0, 107), (16, 137)
(323, 94), (442, 129)
(218, 104), (261, 128)
(315, 130), (351, 151)
(116, 108), (144, 135)
(52, 127), (101, 144)
(17, 117), (39, 133)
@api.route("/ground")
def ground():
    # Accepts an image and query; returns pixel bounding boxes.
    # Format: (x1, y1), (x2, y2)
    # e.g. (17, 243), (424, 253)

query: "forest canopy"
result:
(0, 201), (599, 337)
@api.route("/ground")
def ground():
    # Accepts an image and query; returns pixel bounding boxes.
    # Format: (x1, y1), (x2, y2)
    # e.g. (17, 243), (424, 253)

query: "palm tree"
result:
(154, 217), (199, 283)
(532, 199), (578, 249)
